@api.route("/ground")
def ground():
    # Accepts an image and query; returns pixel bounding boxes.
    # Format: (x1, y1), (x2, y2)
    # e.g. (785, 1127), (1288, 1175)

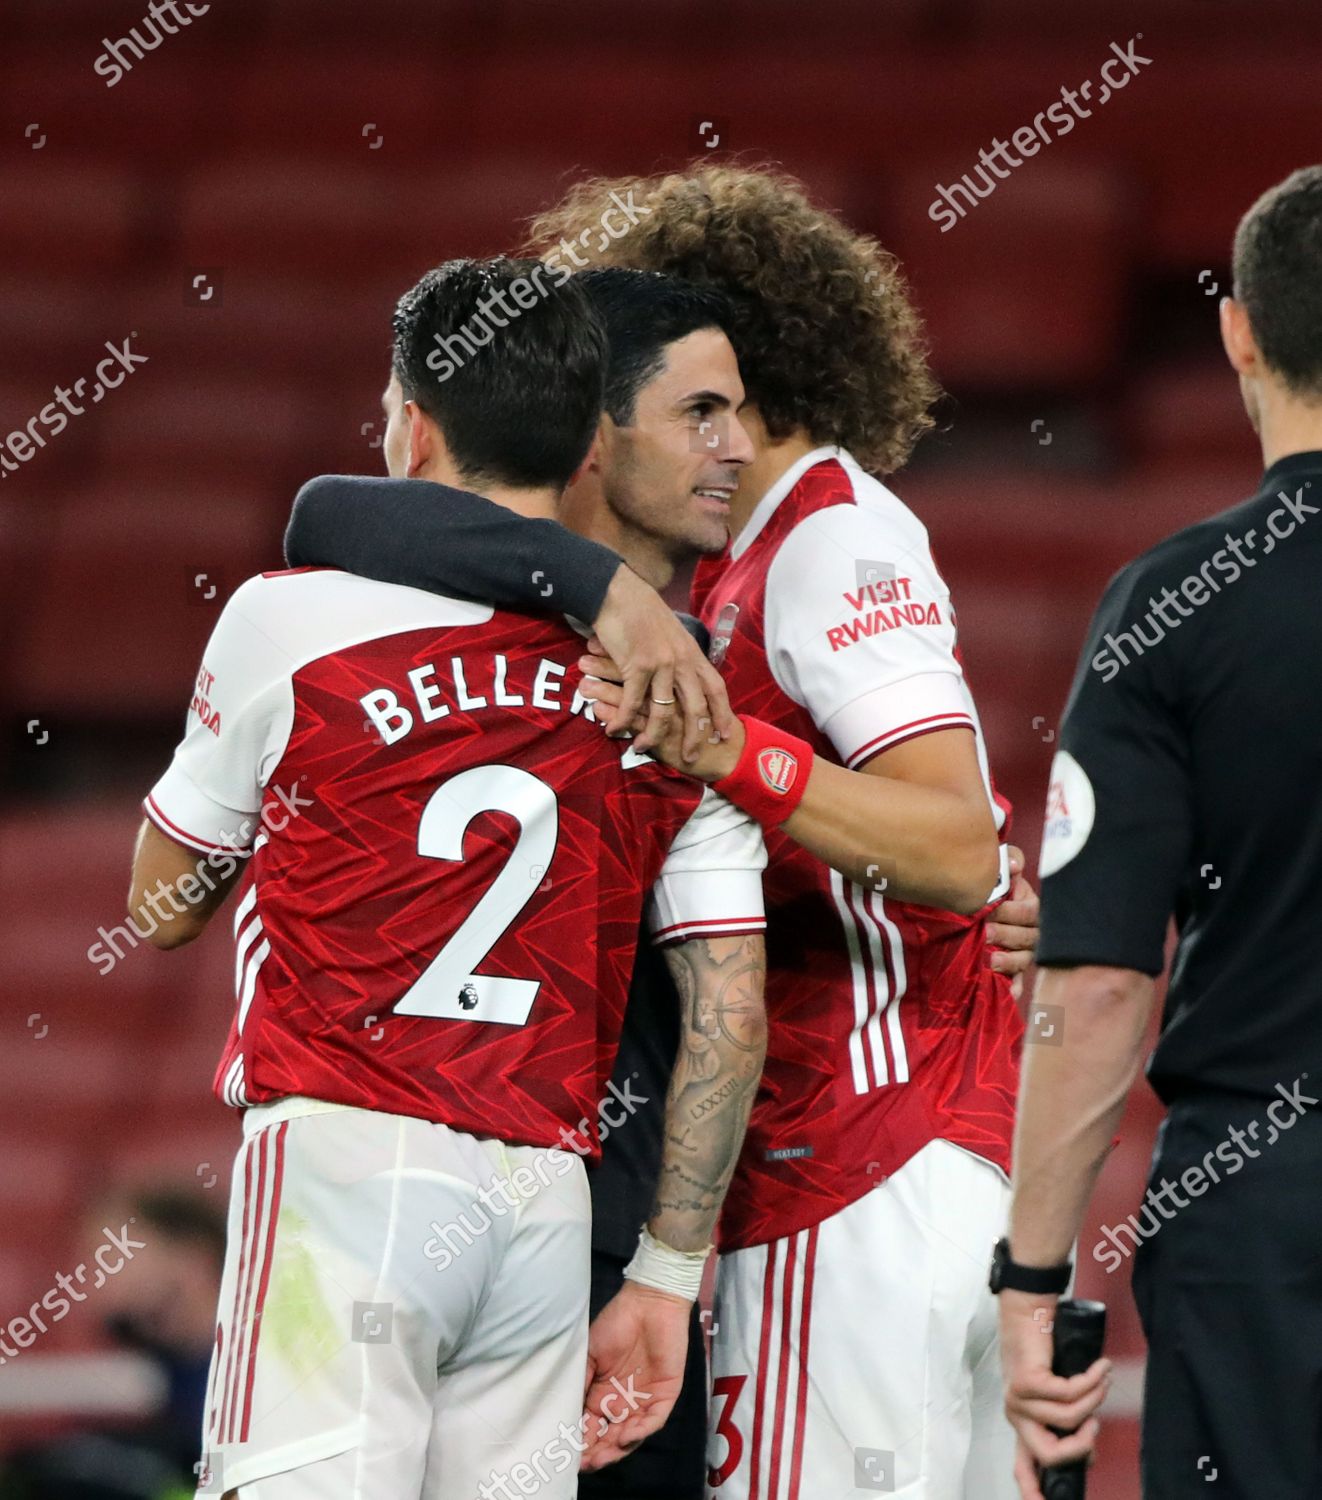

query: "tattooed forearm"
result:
(691, 1075), (741, 1118)
(650, 933), (767, 1252)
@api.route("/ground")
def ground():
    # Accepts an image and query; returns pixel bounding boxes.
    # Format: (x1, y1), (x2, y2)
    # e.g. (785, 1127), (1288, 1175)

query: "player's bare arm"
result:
(784, 728), (1001, 915)
(581, 657), (1000, 913)
(653, 932), (767, 1249)
(999, 963), (1147, 1490)
(582, 932), (767, 1472)
(591, 650), (1039, 971)
(127, 819), (244, 950)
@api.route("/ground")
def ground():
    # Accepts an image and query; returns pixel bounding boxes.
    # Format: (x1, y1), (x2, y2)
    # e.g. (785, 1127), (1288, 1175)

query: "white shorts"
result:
(196, 1097), (591, 1499)
(707, 1139), (1015, 1500)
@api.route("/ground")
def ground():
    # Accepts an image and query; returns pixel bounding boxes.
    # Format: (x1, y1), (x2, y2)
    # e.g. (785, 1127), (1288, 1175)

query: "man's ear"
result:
(571, 417), (612, 488)
(405, 400), (434, 477)
(591, 414), (615, 471)
(1219, 296), (1260, 379)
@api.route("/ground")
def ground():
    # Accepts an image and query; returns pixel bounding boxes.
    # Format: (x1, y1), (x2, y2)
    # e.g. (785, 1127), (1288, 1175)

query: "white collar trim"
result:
(730, 445), (846, 560)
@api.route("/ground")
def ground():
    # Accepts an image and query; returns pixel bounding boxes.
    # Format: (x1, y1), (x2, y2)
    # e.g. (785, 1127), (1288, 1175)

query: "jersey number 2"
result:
(394, 764), (559, 1027)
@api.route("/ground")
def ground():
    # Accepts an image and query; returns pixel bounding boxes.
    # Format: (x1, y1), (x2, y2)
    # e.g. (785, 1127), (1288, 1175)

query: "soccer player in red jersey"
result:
(530, 170), (1031, 1497)
(283, 258), (1041, 1495)
(127, 259), (769, 1500)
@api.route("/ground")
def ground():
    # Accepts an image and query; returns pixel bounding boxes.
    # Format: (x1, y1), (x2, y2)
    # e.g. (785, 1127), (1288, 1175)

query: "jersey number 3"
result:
(394, 764), (559, 1028)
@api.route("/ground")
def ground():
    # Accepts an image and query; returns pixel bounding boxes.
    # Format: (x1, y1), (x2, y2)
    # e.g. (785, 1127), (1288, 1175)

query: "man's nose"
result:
(724, 413), (756, 466)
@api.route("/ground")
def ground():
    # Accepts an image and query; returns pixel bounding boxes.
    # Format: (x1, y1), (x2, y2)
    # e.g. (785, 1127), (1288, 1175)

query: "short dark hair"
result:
(575, 268), (734, 424)
(392, 257), (606, 490)
(1234, 167), (1322, 398)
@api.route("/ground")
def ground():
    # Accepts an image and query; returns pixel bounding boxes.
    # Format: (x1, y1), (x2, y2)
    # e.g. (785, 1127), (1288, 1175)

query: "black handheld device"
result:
(1038, 1299), (1107, 1500)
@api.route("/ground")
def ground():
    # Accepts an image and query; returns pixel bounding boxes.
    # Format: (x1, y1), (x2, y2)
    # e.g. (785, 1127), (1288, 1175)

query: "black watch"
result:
(988, 1237), (1072, 1296)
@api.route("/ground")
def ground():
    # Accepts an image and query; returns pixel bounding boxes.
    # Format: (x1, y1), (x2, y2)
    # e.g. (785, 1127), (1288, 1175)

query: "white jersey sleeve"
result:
(764, 499), (976, 769)
(648, 788), (767, 946)
(144, 578), (296, 855)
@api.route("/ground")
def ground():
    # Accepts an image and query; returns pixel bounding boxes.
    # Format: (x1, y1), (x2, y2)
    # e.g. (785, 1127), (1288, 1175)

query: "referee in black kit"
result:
(994, 166), (1322, 1500)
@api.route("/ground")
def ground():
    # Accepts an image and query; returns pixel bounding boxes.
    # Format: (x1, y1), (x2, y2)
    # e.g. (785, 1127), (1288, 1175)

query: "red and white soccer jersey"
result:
(145, 567), (766, 1152)
(693, 446), (1022, 1253)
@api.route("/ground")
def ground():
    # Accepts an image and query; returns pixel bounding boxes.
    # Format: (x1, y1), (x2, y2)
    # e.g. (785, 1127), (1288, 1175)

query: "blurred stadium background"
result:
(3, 1), (1319, 1492)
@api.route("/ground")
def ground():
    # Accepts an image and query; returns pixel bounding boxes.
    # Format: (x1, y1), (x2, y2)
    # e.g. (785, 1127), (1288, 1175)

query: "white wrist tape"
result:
(623, 1227), (711, 1301)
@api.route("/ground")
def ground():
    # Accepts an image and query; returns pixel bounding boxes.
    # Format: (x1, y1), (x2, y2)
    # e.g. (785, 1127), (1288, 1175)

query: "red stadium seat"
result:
(0, 492), (55, 721)
(0, 1030), (149, 1139)
(1119, 461), (1263, 534)
(718, 0), (931, 45)
(0, 1139), (80, 1219)
(211, 56), (442, 159)
(483, 52), (950, 179)
(887, 161), (1135, 391)
(241, 0), (488, 52)
(109, 1114), (239, 1199)
(119, 271), (406, 485)
(0, 166), (141, 272)
(119, 272), (386, 381)
(903, 467), (1243, 590)
(1124, 359), (1261, 471)
(1137, 58), (1318, 268)
(0, 801), (242, 1254)
(148, 1010), (238, 1109)
(2, 1), (250, 39)
(0, 279), (109, 377)
(12, 482), (280, 717)
(0, 47), (213, 162)
(178, 160), (561, 284)
(0, 1185), (92, 1354)
(900, 464), (1251, 866)
(92, 375), (323, 480)
(0, 804), (188, 1039)
(960, 0), (1322, 44)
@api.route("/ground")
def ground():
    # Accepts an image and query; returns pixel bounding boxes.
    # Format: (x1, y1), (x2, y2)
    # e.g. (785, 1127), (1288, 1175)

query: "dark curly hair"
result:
(1234, 166), (1322, 398)
(526, 164), (940, 476)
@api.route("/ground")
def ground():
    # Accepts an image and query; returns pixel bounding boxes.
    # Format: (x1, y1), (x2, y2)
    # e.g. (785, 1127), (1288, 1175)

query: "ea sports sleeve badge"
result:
(1039, 750), (1096, 878)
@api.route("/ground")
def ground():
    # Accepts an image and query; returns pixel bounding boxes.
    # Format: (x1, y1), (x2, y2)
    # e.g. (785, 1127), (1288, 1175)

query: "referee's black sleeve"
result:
(284, 474), (624, 623)
(1035, 562), (1195, 976)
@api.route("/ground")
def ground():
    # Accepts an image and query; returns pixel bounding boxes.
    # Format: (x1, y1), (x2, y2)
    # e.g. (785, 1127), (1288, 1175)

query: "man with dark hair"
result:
(323, 262), (738, 762)
(585, 268), (733, 419)
(286, 249), (1041, 1496)
(999, 166), (1322, 1499)
(1232, 165), (1322, 397)
(289, 265), (760, 1500)
(563, 269), (753, 572)
(539, 172), (1029, 1499)
(127, 257), (769, 1500)
(390, 258), (603, 490)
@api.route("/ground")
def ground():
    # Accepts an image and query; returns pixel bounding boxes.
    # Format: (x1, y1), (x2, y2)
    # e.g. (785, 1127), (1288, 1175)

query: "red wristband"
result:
(714, 716), (814, 830)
